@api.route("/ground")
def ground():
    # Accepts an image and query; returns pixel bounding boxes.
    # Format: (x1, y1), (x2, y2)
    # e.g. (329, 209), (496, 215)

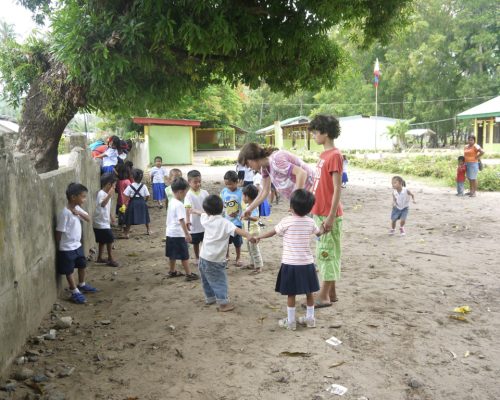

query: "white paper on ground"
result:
(326, 336), (342, 346)
(325, 384), (348, 395)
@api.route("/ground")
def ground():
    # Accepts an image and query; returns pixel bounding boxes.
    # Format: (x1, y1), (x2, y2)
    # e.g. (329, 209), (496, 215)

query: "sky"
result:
(0, 0), (41, 39)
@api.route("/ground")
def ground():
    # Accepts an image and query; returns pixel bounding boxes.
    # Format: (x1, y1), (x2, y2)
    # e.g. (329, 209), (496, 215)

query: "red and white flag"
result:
(373, 58), (381, 88)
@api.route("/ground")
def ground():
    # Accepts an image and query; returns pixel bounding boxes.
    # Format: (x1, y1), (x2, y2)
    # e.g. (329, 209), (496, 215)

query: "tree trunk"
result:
(16, 61), (86, 173)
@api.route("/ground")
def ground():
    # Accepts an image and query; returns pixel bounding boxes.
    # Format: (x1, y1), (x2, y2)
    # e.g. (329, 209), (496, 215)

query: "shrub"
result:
(206, 158), (236, 166)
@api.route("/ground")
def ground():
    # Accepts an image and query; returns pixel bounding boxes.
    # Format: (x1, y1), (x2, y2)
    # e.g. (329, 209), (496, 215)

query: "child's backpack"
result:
(89, 140), (105, 151)
(259, 199), (271, 217)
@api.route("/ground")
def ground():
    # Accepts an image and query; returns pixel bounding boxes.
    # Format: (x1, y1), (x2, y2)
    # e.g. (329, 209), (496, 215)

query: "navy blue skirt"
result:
(152, 183), (166, 201)
(275, 263), (320, 295)
(124, 197), (150, 225)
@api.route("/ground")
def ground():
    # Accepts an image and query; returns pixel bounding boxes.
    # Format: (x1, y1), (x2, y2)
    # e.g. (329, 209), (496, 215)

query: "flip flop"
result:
(235, 260), (243, 267)
(167, 271), (185, 278)
(217, 304), (235, 312)
(94, 259), (107, 264)
(106, 260), (120, 268)
(301, 301), (332, 309)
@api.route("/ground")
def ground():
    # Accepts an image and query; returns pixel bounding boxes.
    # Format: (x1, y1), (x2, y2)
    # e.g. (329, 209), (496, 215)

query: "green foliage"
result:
(350, 155), (500, 191)
(205, 158), (237, 166)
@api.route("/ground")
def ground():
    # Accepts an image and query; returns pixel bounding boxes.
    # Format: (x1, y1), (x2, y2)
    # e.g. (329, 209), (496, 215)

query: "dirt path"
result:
(2, 167), (500, 400)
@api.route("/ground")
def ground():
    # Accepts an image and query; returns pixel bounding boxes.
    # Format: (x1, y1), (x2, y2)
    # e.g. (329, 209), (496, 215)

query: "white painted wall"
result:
(336, 116), (398, 150)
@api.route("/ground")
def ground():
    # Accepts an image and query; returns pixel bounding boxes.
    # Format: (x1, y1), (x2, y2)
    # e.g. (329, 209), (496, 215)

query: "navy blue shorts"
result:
(229, 233), (243, 248)
(166, 237), (189, 260)
(190, 232), (205, 245)
(57, 246), (87, 275)
(93, 228), (114, 244)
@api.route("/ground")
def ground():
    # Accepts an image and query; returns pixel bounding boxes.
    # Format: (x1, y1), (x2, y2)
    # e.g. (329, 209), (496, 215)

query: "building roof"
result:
(457, 96), (500, 120)
(256, 116), (310, 134)
(0, 119), (19, 134)
(132, 117), (201, 127)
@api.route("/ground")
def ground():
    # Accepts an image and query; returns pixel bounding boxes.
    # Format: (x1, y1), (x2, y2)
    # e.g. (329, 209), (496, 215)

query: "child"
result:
(243, 165), (255, 186)
(165, 168), (183, 209)
(236, 163), (245, 185)
(253, 171), (270, 227)
(220, 170), (244, 266)
(95, 136), (120, 174)
(184, 170), (209, 265)
(115, 163), (131, 228)
(390, 175), (416, 236)
(93, 173), (119, 267)
(257, 189), (322, 330)
(341, 155), (349, 188)
(191, 195), (253, 311)
(242, 184), (264, 273)
(165, 177), (199, 281)
(150, 156), (168, 208)
(56, 183), (98, 304)
(123, 169), (151, 238)
(309, 114), (344, 307)
(456, 156), (466, 196)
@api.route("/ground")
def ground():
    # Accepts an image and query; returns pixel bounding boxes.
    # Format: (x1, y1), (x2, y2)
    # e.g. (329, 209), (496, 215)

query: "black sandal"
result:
(185, 273), (199, 281)
(167, 271), (185, 278)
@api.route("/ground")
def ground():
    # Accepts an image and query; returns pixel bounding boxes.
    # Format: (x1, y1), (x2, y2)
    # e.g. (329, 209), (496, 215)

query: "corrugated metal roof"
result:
(457, 96), (500, 120)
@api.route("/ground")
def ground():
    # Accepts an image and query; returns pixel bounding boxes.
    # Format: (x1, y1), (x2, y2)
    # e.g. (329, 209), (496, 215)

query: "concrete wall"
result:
(0, 133), (100, 377)
(127, 139), (149, 170)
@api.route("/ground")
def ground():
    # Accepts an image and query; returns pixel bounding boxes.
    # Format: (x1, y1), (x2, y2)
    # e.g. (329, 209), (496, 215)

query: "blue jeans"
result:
(199, 258), (229, 305)
(457, 181), (465, 195)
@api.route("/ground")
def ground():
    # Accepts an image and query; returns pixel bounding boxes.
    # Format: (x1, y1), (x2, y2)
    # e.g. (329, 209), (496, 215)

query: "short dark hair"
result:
(187, 169), (201, 180)
(308, 115), (341, 139)
(111, 136), (121, 148)
(100, 173), (117, 188)
(290, 189), (315, 216)
(132, 168), (144, 183)
(154, 156), (162, 162)
(458, 156), (465, 162)
(66, 182), (88, 200)
(171, 177), (189, 192)
(224, 170), (239, 182)
(392, 175), (406, 187)
(242, 184), (259, 201)
(203, 194), (223, 215)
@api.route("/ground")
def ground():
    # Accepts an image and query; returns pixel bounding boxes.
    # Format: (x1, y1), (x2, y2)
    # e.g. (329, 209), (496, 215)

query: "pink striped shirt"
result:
(275, 215), (320, 265)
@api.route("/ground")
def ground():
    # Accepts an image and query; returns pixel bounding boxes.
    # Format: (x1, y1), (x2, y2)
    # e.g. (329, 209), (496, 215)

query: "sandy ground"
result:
(2, 166), (500, 400)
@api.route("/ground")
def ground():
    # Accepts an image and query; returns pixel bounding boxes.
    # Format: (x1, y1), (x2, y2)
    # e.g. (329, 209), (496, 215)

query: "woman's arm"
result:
(291, 165), (308, 189)
(477, 147), (485, 158)
(323, 172), (342, 232)
(243, 176), (271, 217)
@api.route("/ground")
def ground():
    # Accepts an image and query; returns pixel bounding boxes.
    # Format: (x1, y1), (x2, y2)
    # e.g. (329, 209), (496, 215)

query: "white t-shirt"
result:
(124, 182), (150, 198)
(56, 206), (88, 251)
(393, 187), (410, 210)
(275, 215), (319, 265)
(102, 148), (118, 167)
(93, 190), (111, 229)
(166, 198), (187, 237)
(253, 172), (262, 188)
(184, 189), (209, 234)
(199, 214), (236, 263)
(150, 166), (168, 184)
(244, 167), (254, 182)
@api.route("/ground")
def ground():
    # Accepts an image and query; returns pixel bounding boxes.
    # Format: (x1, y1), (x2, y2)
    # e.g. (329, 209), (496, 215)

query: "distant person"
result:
(150, 156), (168, 208)
(463, 135), (485, 197)
(390, 176), (416, 236)
(123, 169), (151, 238)
(165, 168), (183, 209)
(95, 136), (120, 174)
(221, 170), (244, 267)
(56, 183), (98, 304)
(256, 189), (323, 330)
(456, 156), (466, 196)
(243, 165), (255, 186)
(115, 163), (131, 228)
(341, 155), (349, 188)
(236, 163), (246, 185)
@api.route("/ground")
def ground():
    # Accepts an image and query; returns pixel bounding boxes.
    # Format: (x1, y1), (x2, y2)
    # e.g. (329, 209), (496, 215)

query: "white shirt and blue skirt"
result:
(391, 188), (410, 221)
(124, 183), (150, 225)
(150, 166), (168, 201)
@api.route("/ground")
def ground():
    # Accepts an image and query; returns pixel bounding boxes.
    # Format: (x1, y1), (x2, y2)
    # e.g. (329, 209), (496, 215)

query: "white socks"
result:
(287, 307), (296, 323)
(306, 306), (315, 320)
(71, 288), (81, 294)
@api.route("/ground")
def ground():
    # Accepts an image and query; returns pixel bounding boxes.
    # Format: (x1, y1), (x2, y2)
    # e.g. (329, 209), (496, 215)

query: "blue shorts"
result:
(93, 228), (114, 244)
(391, 206), (409, 221)
(466, 162), (479, 180)
(229, 233), (243, 248)
(166, 236), (189, 260)
(190, 232), (205, 245)
(57, 246), (87, 275)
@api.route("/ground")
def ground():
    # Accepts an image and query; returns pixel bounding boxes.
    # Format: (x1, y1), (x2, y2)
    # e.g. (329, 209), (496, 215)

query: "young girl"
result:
(242, 184), (264, 274)
(341, 155), (348, 188)
(390, 176), (416, 236)
(123, 169), (151, 238)
(115, 163), (131, 228)
(257, 189), (323, 330)
(150, 156), (168, 208)
(95, 136), (120, 174)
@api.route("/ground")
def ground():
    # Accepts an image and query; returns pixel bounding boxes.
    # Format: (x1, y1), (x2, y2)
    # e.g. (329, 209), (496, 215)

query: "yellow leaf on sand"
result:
(453, 305), (471, 314)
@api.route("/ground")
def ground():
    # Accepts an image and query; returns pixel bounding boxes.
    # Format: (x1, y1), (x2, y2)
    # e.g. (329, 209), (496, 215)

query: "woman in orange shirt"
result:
(463, 135), (485, 197)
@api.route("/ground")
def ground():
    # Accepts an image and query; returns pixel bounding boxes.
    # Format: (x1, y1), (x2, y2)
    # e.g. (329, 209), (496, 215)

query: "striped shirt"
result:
(275, 215), (320, 265)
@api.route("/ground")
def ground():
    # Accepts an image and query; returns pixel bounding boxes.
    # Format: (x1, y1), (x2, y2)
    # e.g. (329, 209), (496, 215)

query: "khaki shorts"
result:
(314, 215), (342, 282)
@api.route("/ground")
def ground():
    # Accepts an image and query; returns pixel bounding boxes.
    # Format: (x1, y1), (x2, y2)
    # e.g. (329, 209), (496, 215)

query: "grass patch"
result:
(205, 158), (236, 166)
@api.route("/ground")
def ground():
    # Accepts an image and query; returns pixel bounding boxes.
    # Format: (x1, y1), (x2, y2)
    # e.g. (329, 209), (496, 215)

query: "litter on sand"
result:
(279, 351), (312, 358)
(453, 305), (471, 314)
(325, 384), (348, 395)
(326, 336), (342, 347)
(449, 314), (468, 322)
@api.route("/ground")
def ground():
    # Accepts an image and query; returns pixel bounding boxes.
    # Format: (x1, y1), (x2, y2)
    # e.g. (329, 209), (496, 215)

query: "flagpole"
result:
(375, 84), (378, 151)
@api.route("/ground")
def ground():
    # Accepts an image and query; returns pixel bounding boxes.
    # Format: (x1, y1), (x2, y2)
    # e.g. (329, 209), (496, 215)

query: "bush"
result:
(206, 158), (236, 166)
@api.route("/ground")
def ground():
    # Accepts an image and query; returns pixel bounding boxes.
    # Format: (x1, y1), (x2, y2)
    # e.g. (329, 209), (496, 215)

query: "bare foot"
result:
(217, 303), (235, 312)
(250, 268), (262, 275)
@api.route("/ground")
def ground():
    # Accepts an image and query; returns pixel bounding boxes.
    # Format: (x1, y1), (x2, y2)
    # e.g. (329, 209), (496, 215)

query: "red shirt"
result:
(117, 179), (131, 206)
(311, 148), (344, 217)
(456, 165), (466, 182)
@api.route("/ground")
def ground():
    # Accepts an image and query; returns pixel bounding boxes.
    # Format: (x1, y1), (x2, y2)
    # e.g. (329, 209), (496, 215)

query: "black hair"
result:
(290, 189), (315, 216)
(308, 114), (341, 139)
(458, 156), (465, 162)
(224, 170), (239, 182)
(100, 173), (117, 188)
(238, 143), (277, 166)
(132, 168), (144, 183)
(242, 184), (259, 201)
(203, 194), (223, 215)
(171, 177), (189, 192)
(392, 175), (406, 187)
(468, 135), (476, 142)
(111, 136), (121, 149)
(154, 156), (162, 162)
(116, 163), (127, 180)
(66, 182), (88, 201)
(187, 169), (201, 180)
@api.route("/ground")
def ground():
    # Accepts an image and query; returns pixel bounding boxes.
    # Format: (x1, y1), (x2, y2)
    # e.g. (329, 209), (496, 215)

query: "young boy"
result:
(56, 183), (98, 304)
(220, 170), (244, 266)
(150, 156), (168, 208)
(184, 170), (209, 265)
(166, 177), (199, 281)
(456, 156), (466, 196)
(93, 173), (119, 267)
(308, 115), (344, 307)
(242, 184), (263, 273)
(165, 168), (183, 209)
(191, 195), (254, 311)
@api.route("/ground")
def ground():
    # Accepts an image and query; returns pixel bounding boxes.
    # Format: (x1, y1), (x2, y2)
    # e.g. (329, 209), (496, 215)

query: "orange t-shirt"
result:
(311, 148), (344, 217)
(464, 144), (481, 163)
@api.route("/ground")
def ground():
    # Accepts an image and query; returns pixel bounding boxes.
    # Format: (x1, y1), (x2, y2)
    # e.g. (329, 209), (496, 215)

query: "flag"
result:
(373, 58), (381, 88)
